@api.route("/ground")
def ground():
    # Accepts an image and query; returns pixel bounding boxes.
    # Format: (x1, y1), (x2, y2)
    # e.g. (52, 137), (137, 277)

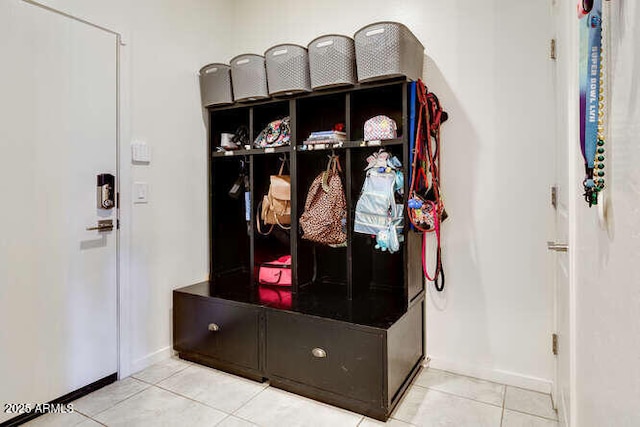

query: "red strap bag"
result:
(258, 255), (292, 287)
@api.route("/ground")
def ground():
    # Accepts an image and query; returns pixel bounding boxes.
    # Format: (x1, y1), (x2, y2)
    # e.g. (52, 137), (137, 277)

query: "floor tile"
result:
(504, 387), (557, 421)
(235, 387), (362, 427)
(72, 377), (149, 416)
(216, 415), (258, 427)
(94, 386), (226, 427)
(502, 409), (559, 427)
(359, 416), (416, 426)
(414, 369), (505, 406)
(24, 411), (97, 427)
(131, 356), (191, 384)
(158, 364), (266, 413)
(393, 385), (502, 427)
(76, 419), (103, 427)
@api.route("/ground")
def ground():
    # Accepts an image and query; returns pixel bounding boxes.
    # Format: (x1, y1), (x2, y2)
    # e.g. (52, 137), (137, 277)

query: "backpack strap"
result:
(256, 200), (274, 236)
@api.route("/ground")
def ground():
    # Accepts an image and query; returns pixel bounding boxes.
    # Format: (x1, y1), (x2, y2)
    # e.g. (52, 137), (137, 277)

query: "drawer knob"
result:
(311, 347), (327, 358)
(208, 323), (220, 332)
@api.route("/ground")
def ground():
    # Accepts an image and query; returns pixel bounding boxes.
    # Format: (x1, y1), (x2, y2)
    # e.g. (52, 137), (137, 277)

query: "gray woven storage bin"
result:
(265, 44), (311, 95)
(230, 54), (270, 102)
(199, 63), (233, 107)
(308, 34), (356, 90)
(354, 22), (424, 82)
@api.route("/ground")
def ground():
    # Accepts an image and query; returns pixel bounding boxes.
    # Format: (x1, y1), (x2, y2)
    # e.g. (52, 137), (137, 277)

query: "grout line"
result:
(139, 363), (269, 424)
(502, 383), (553, 396)
(230, 385), (271, 417)
(131, 360), (192, 385)
(427, 367), (507, 388)
(499, 385), (506, 427)
(356, 415), (365, 426)
(213, 414), (236, 427)
(85, 413), (108, 426)
(212, 414), (230, 426)
(429, 368), (554, 401)
(149, 382), (234, 415)
(410, 383), (505, 409)
(230, 383), (363, 426)
(502, 385), (558, 421)
(503, 384), (507, 409)
(231, 413), (263, 426)
(389, 417), (417, 426)
(502, 407), (559, 423)
(76, 380), (152, 420)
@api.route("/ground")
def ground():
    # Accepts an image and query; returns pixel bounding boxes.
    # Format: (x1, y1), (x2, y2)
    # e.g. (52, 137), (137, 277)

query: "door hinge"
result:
(551, 186), (558, 209)
(552, 333), (559, 356)
(550, 39), (557, 60)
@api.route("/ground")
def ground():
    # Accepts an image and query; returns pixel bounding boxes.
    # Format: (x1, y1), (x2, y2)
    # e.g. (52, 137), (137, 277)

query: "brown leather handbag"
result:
(299, 155), (346, 246)
(258, 160), (291, 234)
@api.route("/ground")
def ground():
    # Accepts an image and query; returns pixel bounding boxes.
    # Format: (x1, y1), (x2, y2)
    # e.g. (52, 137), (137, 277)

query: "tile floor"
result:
(25, 357), (558, 427)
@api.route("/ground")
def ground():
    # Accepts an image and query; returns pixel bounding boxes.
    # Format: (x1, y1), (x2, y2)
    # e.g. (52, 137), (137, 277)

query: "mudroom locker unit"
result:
(173, 80), (425, 421)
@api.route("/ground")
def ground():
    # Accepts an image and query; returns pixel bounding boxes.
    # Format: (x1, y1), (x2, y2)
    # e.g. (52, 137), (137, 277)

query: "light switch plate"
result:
(131, 140), (151, 163)
(133, 182), (148, 204)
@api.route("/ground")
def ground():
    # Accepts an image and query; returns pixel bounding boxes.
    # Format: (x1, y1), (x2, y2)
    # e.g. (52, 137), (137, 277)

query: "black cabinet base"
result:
(269, 358), (424, 422)
(173, 286), (425, 421)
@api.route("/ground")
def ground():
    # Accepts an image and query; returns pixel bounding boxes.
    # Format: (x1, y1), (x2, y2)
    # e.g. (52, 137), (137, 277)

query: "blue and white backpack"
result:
(354, 150), (404, 253)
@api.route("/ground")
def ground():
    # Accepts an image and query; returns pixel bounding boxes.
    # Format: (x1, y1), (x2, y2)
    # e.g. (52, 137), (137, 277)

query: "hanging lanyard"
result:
(409, 81), (417, 182)
(579, 0), (605, 206)
(408, 80), (447, 291)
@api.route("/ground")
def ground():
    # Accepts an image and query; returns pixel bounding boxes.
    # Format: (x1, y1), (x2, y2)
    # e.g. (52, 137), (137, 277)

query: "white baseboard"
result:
(428, 357), (553, 394)
(127, 346), (173, 377)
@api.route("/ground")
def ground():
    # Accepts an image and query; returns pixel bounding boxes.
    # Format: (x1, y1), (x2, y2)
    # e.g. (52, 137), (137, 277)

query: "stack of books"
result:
(304, 130), (347, 146)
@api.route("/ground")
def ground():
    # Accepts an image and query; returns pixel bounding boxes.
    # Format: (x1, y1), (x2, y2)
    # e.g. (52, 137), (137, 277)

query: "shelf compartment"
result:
(350, 83), (404, 142)
(351, 234), (405, 296)
(211, 157), (251, 284)
(252, 100), (290, 142)
(295, 150), (348, 294)
(296, 93), (346, 147)
(349, 148), (406, 297)
(210, 107), (250, 152)
(253, 154), (293, 285)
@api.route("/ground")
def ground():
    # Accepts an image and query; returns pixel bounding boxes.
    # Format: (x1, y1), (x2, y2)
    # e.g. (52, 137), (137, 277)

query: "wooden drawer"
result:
(265, 310), (384, 404)
(173, 293), (260, 371)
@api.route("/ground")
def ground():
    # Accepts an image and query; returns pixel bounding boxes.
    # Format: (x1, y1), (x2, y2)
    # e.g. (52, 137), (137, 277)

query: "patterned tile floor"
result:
(25, 357), (558, 427)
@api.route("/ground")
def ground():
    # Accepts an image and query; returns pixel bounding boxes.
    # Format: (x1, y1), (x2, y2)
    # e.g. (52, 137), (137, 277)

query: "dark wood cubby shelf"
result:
(174, 79), (426, 421)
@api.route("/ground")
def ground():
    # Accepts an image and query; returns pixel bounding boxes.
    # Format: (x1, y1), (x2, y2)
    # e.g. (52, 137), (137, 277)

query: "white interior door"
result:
(0, 1), (118, 422)
(550, 1), (575, 425)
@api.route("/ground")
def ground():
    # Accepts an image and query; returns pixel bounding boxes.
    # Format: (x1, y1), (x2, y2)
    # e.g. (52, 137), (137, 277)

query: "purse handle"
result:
(274, 206), (291, 230)
(277, 155), (289, 176)
(260, 270), (283, 285)
(256, 200), (274, 236)
(321, 155), (342, 192)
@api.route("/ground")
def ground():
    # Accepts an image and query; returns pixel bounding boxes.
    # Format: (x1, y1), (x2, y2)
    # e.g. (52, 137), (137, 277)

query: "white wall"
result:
(228, 0), (556, 390)
(30, 0), (235, 376)
(27, 0), (558, 391)
(573, 2), (640, 425)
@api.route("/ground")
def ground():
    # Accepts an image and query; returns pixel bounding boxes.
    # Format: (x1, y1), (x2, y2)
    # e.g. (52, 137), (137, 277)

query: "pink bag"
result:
(258, 255), (292, 287)
(259, 286), (292, 309)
